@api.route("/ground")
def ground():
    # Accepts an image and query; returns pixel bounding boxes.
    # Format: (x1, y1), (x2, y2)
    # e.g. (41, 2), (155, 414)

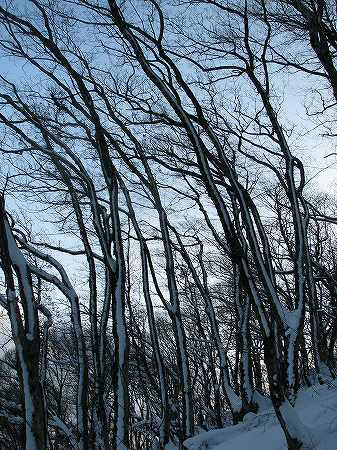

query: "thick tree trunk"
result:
(0, 199), (48, 450)
(264, 334), (312, 450)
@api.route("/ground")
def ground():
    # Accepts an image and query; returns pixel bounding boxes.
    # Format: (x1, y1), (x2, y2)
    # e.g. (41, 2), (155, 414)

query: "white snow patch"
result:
(184, 383), (337, 450)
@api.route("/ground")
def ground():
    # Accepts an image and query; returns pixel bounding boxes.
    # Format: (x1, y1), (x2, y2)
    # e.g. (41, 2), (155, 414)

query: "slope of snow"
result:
(184, 382), (337, 450)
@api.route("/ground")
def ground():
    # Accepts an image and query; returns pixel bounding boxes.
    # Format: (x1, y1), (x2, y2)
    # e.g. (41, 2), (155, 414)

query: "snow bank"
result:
(184, 382), (337, 450)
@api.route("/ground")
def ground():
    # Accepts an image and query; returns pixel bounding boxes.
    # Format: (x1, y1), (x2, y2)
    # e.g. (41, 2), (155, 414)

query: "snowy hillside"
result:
(184, 383), (337, 450)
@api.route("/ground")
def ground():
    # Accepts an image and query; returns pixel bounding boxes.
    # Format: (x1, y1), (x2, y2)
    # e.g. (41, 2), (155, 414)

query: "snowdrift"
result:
(183, 382), (337, 450)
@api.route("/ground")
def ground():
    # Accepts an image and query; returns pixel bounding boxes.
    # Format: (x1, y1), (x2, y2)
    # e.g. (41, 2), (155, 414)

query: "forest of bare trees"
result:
(0, 1), (336, 449)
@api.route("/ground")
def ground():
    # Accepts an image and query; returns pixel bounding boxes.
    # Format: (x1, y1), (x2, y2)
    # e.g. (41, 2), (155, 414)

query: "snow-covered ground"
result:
(183, 382), (337, 450)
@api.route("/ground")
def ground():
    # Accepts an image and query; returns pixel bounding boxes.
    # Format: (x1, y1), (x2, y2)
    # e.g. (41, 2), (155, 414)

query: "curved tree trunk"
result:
(0, 198), (48, 450)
